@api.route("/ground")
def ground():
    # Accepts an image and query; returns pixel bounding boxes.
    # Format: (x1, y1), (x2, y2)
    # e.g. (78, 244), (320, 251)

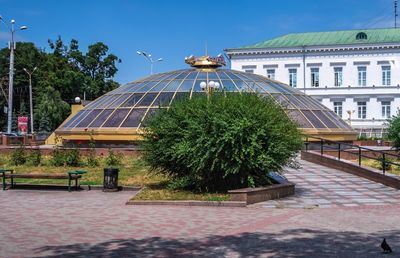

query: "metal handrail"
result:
(304, 135), (400, 175)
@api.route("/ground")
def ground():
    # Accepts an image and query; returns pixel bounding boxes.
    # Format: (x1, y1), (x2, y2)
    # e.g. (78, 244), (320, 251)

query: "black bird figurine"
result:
(381, 238), (392, 253)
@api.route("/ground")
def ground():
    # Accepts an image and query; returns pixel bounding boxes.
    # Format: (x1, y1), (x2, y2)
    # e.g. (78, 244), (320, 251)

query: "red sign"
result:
(18, 116), (28, 135)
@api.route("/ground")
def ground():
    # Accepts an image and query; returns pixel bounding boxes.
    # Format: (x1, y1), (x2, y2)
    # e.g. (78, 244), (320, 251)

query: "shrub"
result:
(105, 149), (121, 167)
(86, 136), (99, 167)
(356, 134), (368, 141)
(50, 147), (65, 167)
(65, 147), (81, 167)
(387, 112), (400, 150)
(142, 93), (303, 192)
(0, 153), (8, 166)
(10, 145), (27, 166)
(27, 148), (42, 166)
(374, 155), (392, 171)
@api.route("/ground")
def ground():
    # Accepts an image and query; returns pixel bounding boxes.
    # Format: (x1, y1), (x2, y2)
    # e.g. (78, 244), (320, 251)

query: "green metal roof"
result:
(237, 28), (400, 49)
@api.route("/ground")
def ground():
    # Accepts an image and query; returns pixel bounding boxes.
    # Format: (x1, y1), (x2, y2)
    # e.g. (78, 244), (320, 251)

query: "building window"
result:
(382, 101), (391, 118)
(356, 32), (367, 40)
(288, 69), (297, 87)
(358, 66), (367, 86)
(311, 68), (319, 87)
(333, 102), (343, 117)
(267, 69), (275, 80)
(382, 66), (391, 86)
(334, 67), (343, 86)
(357, 101), (367, 119)
(244, 69), (254, 74)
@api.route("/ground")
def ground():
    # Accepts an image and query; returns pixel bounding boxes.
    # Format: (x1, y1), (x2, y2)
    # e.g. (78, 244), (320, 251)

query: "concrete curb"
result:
(228, 183), (296, 205)
(126, 200), (247, 207)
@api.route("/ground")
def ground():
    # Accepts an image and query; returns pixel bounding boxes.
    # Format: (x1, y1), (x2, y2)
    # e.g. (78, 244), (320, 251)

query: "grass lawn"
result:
(0, 151), (230, 201)
(134, 187), (230, 201)
(361, 158), (400, 176)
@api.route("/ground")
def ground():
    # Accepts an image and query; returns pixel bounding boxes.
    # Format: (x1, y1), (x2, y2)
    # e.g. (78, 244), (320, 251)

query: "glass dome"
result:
(56, 63), (356, 142)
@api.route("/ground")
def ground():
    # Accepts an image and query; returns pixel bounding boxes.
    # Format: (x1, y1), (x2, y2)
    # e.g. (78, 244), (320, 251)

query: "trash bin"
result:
(103, 168), (119, 192)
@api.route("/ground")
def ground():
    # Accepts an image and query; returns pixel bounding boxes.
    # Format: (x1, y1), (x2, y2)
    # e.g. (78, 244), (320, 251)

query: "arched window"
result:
(356, 32), (367, 40)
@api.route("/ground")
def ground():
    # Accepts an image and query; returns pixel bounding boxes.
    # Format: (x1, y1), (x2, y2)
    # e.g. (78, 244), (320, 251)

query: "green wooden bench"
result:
(1, 169), (87, 192)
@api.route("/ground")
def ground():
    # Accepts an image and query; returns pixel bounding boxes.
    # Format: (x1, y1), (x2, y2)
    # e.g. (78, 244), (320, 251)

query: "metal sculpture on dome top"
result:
(185, 54), (226, 68)
(55, 54), (356, 144)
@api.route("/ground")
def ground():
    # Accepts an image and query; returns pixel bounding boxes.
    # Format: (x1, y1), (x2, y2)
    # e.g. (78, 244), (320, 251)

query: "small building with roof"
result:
(55, 55), (355, 145)
(225, 28), (400, 138)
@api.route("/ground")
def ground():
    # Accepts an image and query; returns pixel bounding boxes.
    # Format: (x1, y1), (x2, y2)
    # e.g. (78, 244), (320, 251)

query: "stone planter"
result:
(228, 183), (295, 205)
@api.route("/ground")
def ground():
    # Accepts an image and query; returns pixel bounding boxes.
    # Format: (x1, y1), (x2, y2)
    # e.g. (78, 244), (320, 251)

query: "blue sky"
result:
(0, 0), (396, 84)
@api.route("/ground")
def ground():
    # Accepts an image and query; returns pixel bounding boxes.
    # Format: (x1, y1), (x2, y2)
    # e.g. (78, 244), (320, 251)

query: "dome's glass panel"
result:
(185, 71), (198, 79)
(69, 110), (91, 128)
(138, 81), (159, 92)
(88, 109), (113, 127)
(179, 80), (195, 91)
(109, 94), (131, 108)
(325, 111), (352, 129)
(76, 109), (102, 127)
(316, 111), (339, 128)
(175, 72), (191, 79)
(122, 94), (144, 107)
(62, 110), (84, 128)
(121, 109), (147, 127)
(137, 93), (158, 106)
(164, 80), (182, 91)
(57, 67), (354, 136)
(271, 94), (295, 109)
(196, 72), (207, 80)
(288, 110), (313, 128)
(302, 110), (326, 128)
(221, 80), (238, 91)
(207, 72), (218, 80)
(103, 109), (130, 127)
(152, 92), (174, 107)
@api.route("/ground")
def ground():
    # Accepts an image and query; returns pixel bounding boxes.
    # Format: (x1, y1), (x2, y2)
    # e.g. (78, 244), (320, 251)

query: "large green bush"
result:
(142, 93), (303, 192)
(387, 112), (400, 150)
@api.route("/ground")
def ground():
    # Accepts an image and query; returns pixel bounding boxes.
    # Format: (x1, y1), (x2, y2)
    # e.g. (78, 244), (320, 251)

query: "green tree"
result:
(387, 111), (400, 150)
(35, 86), (70, 132)
(80, 42), (121, 99)
(0, 37), (121, 133)
(142, 93), (303, 192)
(0, 42), (43, 131)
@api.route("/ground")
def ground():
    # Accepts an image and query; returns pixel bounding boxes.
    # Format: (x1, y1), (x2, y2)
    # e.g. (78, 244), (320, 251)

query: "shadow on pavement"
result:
(33, 228), (400, 257)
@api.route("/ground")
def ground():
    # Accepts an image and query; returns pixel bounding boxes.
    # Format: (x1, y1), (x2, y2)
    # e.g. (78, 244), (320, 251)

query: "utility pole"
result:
(23, 67), (37, 134)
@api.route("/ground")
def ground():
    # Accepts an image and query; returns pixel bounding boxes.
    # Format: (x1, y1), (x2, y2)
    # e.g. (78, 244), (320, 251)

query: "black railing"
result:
(304, 136), (400, 175)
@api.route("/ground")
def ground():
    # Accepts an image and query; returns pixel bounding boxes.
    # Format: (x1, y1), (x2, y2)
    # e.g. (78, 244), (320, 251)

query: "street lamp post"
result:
(200, 80), (220, 97)
(0, 16), (28, 134)
(136, 51), (163, 75)
(23, 67), (37, 134)
(347, 110), (355, 126)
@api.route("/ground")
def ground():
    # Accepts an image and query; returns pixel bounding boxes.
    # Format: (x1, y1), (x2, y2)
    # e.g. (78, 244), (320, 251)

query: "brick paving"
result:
(1, 159), (400, 257)
(255, 159), (400, 208)
(0, 190), (400, 257)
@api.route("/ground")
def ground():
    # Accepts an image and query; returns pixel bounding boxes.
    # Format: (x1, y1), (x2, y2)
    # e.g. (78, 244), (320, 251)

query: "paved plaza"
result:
(256, 159), (400, 208)
(0, 159), (400, 257)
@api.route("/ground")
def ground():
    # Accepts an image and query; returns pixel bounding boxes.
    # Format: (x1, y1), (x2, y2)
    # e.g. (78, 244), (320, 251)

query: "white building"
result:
(225, 28), (400, 137)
